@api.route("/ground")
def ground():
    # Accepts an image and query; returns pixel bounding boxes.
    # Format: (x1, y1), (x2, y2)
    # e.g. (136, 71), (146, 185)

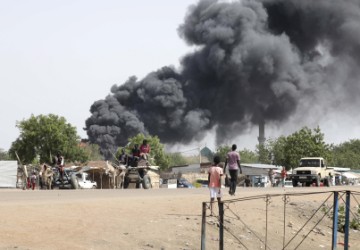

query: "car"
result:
(177, 178), (194, 188)
(75, 172), (97, 189)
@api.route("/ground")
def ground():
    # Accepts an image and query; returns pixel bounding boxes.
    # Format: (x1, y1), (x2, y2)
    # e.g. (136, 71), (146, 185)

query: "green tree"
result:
(82, 143), (103, 161)
(282, 126), (331, 169)
(121, 133), (170, 170)
(332, 139), (360, 169)
(0, 148), (11, 160)
(239, 148), (258, 163)
(167, 152), (188, 167)
(256, 143), (271, 164)
(9, 114), (88, 164)
(262, 137), (287, 167)
(215, 145), (231, 162)
(271, 136), (287, 166)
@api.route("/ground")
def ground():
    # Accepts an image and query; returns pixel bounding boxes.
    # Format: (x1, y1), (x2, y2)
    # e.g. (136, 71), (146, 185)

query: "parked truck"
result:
(291, 157), (334, 187)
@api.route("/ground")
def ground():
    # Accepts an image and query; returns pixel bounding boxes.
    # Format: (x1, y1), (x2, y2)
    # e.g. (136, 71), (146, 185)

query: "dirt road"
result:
(0, 186), (359, 250)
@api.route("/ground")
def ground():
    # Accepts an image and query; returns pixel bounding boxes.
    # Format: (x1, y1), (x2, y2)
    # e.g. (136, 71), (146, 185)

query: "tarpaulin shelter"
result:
(0, 161), (18, 188)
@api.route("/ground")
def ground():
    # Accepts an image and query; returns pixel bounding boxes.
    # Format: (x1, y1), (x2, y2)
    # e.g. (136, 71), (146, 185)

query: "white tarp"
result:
(342, 172), (360, 180)
(0, 161), (18, 188)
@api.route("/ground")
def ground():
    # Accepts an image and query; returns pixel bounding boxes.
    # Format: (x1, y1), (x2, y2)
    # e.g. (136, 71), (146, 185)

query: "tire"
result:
(142, 175), (151, 189)
(292, 179), (298, 187)
(70, 174), (79, 189)
(124, 178), (129, 189)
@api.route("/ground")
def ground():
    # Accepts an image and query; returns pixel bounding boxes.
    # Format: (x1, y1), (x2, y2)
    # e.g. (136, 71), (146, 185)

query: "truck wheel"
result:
(142, 175), (151, 189)
(292, 180), (298, 187)
(315, 176), (321, 187)
(124, 178), (129, 189)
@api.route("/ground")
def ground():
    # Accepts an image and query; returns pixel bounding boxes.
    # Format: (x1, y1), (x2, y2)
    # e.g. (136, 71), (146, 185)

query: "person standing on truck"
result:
(54, 151), (65, 181)
(224, 144), (242, 196)
(281, 166), (287, 187)
(208, 155), (223, 216)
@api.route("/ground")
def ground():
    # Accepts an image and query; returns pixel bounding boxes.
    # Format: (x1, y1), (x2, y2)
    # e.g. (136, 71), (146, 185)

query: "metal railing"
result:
(201, 190), (360, 250)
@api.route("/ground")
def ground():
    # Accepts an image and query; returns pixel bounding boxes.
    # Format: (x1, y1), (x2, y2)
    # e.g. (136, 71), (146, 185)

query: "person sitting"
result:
(129, 144), (140, 167)
(118, 148), (128, 166)
(139, 139), (151, 160)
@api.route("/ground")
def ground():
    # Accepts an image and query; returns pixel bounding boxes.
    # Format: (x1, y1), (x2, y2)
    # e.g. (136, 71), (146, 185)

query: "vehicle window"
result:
(300, 159), (320, 167)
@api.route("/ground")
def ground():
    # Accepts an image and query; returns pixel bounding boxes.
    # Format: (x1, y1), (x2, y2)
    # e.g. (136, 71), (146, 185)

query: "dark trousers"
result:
(229, 169), (238, 194)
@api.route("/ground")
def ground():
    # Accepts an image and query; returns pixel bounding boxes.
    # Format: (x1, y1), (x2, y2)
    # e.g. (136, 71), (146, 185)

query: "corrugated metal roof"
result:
(241, 163), (280, 169)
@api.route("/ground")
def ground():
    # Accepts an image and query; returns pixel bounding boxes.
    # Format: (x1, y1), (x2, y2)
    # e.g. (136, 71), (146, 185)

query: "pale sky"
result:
(1, 0), (359, 153)
(0, 0), (198, 151)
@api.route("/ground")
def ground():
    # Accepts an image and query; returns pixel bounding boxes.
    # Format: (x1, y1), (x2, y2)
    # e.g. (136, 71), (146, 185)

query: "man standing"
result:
(268, 168), (275, 187)
(30, 172), (37, 190)
(224, 144), (242, 196)
(54, 151), (64, 181)
(281, 166), (287, 187)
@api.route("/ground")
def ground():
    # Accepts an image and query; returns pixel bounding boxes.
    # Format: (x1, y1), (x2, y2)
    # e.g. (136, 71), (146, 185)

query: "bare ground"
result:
(0, 186), (359, 250)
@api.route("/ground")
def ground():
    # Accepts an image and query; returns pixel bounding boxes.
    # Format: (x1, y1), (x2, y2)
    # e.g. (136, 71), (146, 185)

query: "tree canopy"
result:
(263, 126), (331, 169)
(332, 139), (360, 169)
(116, 133), (170, 170)
(9, 114), (88, 164)
(215, 145), (231, 162)
(0, 149), (10, 160)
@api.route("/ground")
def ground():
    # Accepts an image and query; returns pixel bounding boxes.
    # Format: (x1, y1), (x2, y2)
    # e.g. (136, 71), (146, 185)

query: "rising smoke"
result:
(85, 0), (360, 158)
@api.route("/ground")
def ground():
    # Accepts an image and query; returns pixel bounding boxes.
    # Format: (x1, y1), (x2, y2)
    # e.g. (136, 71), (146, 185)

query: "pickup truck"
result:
(291, 157), (334, 187)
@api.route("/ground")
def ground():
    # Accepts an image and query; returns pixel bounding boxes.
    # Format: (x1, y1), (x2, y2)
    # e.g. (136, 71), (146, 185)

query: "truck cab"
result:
(291, 157), (333, 187)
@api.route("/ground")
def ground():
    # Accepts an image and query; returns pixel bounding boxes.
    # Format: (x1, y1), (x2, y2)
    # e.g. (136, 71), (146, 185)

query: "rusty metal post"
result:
(219, 201), (224, 250)
(201, 202), (206, 250)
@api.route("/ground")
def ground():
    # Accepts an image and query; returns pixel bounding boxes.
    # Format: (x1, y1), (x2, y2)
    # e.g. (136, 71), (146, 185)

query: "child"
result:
(30, 172), (37, 190)
(208, 155), (223, 216)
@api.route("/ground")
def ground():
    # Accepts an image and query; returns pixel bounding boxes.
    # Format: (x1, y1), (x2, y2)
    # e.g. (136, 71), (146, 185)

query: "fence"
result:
(201, 190), (360, 250)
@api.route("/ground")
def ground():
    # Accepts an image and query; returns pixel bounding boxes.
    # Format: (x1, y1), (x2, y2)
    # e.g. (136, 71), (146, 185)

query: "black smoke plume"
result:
(85, 0), (360, 158)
